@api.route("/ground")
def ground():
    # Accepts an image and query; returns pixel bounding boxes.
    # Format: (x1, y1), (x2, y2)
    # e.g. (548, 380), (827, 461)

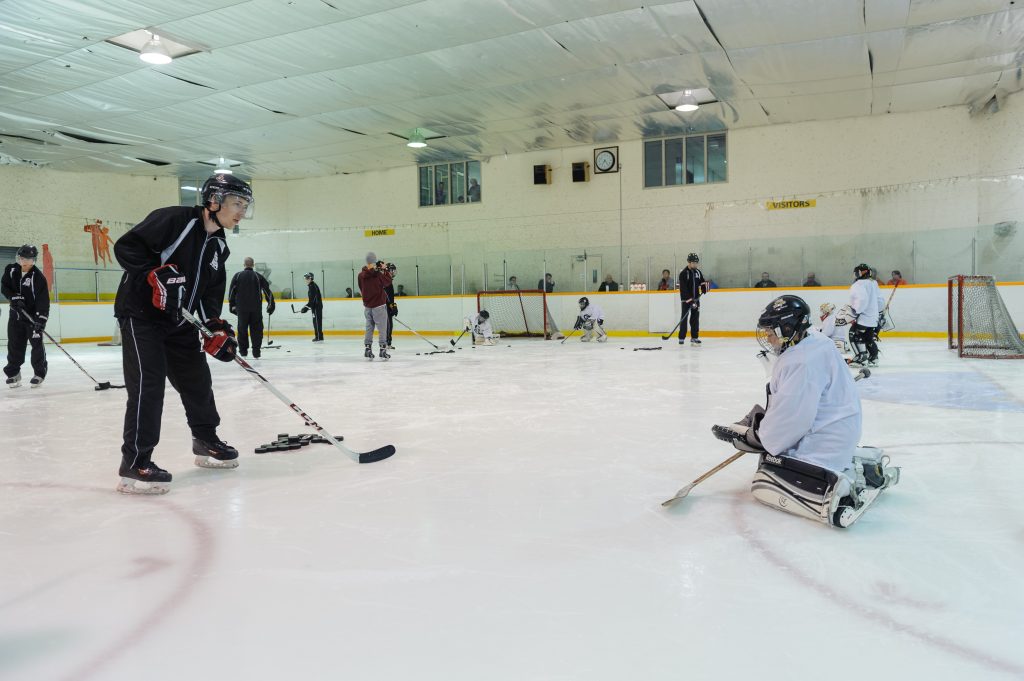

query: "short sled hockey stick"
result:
(19, 309), (124, 390)
(450, 328), (468, 347)
(181, 309), (395, 464)
(662, 370), (870, 507)
(393, 317), (440, 349)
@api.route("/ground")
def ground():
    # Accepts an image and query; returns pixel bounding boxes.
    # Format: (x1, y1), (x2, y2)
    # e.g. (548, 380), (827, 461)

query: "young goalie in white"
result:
(574, 297), (607, 342)
(817, 302), (852, 353)
(712, 295), (899, 528)
(465, 310), (497, 346)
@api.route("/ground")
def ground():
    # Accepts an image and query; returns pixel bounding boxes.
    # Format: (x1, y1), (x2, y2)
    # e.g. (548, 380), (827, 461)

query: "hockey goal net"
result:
(947, 275), (1024, 358)
(477, 289), (550, 338)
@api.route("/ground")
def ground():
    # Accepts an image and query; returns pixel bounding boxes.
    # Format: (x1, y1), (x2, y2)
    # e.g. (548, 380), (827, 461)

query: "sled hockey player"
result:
(848, 263), (886, 367)
(465, 310), (497, 345)
(574, 297), (607, 342)
(712, 295), (899, 528)
(817, 302), (851, 353)
(2, 245), (50, 388)
(113, 174), (251, 494)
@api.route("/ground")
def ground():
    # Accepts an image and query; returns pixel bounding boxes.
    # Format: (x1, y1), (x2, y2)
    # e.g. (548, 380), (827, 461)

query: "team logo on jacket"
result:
(210, 252), (219, 271)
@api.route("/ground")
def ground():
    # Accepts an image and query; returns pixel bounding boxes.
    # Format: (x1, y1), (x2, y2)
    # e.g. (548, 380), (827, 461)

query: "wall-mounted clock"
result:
(594, 146), (619, 174)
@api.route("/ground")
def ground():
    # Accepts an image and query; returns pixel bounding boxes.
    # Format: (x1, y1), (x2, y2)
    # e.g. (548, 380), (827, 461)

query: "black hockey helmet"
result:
(478, 309), (490, 320)
(17, 244), (38, 260)
(578, 296), (589, 310)
(201, 174), (254, 216)
(687, 253), (699, 263)
(757, 295), (811, 355)
(854, 263), (872, 280)
(303, 272), (314, 280)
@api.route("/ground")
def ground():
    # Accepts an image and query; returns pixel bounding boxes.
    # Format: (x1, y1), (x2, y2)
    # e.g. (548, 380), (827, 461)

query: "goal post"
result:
(947, 275), (1024, 359)
(477, 289), (550, 338)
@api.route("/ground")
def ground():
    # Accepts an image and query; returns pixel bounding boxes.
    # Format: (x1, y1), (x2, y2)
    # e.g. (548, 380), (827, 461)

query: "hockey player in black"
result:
(228, 257), (275, 358)
(113, 174), (251, 494)
(2, 244), (50, 388)
(301, 272), (324, 341)
(677, 253), (707, 345)
(383, 262), (397, 349)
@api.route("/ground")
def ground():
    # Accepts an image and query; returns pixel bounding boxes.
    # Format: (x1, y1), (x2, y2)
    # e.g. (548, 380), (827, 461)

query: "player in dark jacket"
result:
(2, 244), (50, 387)
(383, 263), (398, 349)
(113, 174), (250, 494)
(677, 253), (708, 346)
(228, 257), (275, 358)
(301, 272), (324, 341)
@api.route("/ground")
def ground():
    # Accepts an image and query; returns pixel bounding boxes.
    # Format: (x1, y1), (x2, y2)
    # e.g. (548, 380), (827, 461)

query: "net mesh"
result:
(477, 289), (548, 338)
(948, 275), (1024, 358)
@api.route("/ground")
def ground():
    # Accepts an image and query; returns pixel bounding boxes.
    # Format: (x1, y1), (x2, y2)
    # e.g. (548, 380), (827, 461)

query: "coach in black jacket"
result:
(2, 244), (50, 386)
(677, 253), (707, 345)
(113, 174), (251, 494)
(229, 257), (275, 358)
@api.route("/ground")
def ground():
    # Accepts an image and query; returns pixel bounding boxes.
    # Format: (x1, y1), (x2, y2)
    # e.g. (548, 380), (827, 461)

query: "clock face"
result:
(595, 150), (616, 172)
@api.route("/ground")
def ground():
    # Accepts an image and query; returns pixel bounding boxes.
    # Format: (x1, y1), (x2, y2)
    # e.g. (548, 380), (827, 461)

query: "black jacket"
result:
(678, 267), (705, 302)
(2, 264), (50, 320)
(229, 268), (274, 312)
(114, 205), (230, 323)
(306, 281), (323, 309)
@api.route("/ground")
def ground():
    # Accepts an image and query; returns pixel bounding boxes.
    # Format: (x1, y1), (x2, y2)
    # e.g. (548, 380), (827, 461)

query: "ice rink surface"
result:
(2, 335), (1023, 681)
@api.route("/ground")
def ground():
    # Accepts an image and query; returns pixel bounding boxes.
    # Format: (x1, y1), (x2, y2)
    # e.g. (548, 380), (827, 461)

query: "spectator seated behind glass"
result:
(538, 273), (555, 293)
(657, 269), (675, 291)
(396, 284), (408, 296)
(467, 178), (481, 202)
(435, 181), (447, 205)
(754, 272), (777, 288)
(345, 287), (355, 298)
(598, 274), (619, 292)
(886, 270), (907, 286)
(803, 272), (822, 287)
(507, 276), (519, 290)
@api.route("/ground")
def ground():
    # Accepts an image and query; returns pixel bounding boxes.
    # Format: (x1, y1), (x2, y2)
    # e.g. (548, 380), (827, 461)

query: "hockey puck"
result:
(416, 353), (420, 356)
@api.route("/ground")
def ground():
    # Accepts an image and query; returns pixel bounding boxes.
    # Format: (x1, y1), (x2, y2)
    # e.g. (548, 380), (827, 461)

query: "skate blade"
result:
(117, 478), (170, 495)
(194, 455), (239, 469)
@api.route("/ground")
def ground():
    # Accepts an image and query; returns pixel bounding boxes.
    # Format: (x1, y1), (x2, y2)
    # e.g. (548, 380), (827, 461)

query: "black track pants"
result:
(311, 306), (324, 340)
(4, 316), (47, 378)
(678, 304), (700, 341)
(236, 308), (264, 355)
(120, 317), (221, 468)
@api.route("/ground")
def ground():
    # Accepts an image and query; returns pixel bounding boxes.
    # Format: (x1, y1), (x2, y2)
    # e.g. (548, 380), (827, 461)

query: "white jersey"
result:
(465, 313), (494, 338)
(757, 329), (862, 474)
(849, 279), (882, 326)
(817, 312), (849, 343)
(579, 302), (604, 324)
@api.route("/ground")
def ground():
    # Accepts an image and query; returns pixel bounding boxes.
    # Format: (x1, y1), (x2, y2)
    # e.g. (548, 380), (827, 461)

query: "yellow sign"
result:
(364, 228), (395, 237)
(766, 199), (816, 210)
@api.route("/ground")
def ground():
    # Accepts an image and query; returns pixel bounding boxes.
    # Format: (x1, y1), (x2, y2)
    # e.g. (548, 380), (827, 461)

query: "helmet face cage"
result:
(478, 310), (489, 320)
(578, 296), (589, 310)
(757, 296), (811, 355)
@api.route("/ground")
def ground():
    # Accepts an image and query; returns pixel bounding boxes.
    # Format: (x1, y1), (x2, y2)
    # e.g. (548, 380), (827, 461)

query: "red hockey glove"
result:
(203, 318), (237, 362)
(147, 265), (186, 322)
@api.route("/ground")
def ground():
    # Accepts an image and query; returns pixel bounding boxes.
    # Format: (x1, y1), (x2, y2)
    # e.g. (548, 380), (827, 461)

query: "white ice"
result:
(2, 337), (1023, 681)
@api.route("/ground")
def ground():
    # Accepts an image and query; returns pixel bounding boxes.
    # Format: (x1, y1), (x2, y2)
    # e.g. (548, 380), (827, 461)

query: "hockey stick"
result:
(392, 317), (440, 349)
(262, 311), (282, 350)
(449, 328), (468, 347)
(18, 309), (124, 390)
(291, 303), (308, 314)
(661, 319), (683, 341)
(560, 326), (581, 344)
(661, 451), (746, 507)
(181, 309), (395, 464)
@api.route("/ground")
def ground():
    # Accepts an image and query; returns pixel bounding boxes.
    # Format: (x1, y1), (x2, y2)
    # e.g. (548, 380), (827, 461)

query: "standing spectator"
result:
(657, 269), (675, 291)
(677, 253), (707, 346)
(396, 284), (408, 296)
(754, 272), (777, 288)
(358, 252), (393, 360)
(538, 273), (555, 292)
(598, 274), (619, 292)
(467, 178), (481, 202)
(345, 287), (354, 298)
(507, 276), (520, 290)
(803, 272), (822, 287)
(383, 263), (398, 349)
(112, 174), (249, 494)
(301, 272), (324, 342)
(3, 245), (49, 388)
(886, 270), (907, 285)
(435, 181), (447, 205)
(228, 257), (275, 359)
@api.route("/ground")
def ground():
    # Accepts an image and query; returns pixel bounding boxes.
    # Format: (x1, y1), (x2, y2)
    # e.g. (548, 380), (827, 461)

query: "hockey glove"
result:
(711, 423), (766, 453)
(147, 265), (186, 323)
(300, 306), (309, 314)
(388, 302), (398, 316)
(574, 316), (583, 330)
(202, 318), (237, 362)
(9, 295), (26, 312)
(32, 314), (47, 332)
(267, 302), (275, 315)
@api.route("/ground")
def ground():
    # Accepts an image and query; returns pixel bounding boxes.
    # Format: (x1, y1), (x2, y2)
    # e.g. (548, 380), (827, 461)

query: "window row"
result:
(419, 161), (482, 207)
(644, 133), (727, 188)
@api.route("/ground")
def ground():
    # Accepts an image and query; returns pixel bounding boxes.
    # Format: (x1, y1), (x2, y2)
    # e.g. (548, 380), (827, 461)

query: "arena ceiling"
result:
(0, 0), (1021, 179)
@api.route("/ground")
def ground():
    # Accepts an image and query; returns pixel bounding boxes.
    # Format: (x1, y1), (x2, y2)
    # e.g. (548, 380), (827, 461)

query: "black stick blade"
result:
(359, 445), (397, 464)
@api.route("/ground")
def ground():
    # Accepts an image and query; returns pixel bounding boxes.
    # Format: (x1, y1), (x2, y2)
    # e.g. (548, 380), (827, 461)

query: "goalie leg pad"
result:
(750, 454), (853, 527)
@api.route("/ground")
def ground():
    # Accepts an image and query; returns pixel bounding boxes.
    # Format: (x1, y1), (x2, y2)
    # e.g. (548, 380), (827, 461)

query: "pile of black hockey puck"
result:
(255, 432), (344, 453)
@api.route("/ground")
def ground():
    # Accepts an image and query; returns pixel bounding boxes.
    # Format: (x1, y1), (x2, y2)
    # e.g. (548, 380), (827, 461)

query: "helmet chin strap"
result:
(206, 199), (227, 230)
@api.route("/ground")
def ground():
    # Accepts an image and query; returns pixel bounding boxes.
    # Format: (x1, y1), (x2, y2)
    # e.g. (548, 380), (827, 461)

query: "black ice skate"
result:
(117, 461), (172, 495)
(691, 339), (702, 345)
(6, 373), (21, 388)
(29, 375), (45, 388)
(364, 344), (374, 360)
(379, 346), (390, 360)
(192, 437), (240, 469)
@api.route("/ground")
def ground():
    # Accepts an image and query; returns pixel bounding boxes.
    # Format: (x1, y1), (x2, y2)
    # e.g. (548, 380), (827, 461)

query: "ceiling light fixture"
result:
(214, 157), (233, 174)
(406, 129), (427, 148)
(140, 32), (172, 65)
(675, 90), (699, 112)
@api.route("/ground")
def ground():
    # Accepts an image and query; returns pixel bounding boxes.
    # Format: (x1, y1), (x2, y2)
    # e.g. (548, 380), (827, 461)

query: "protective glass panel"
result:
(664, 138), (683, 186)
(467, 160), (482, 202)
(707, 134), (727, 183)
(685, 136), (705, 185)
(451, 162), (466, 204)
(434, 165), (449, 206)
(419, 166), (433, 207)
(644, 140), (663, 187)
